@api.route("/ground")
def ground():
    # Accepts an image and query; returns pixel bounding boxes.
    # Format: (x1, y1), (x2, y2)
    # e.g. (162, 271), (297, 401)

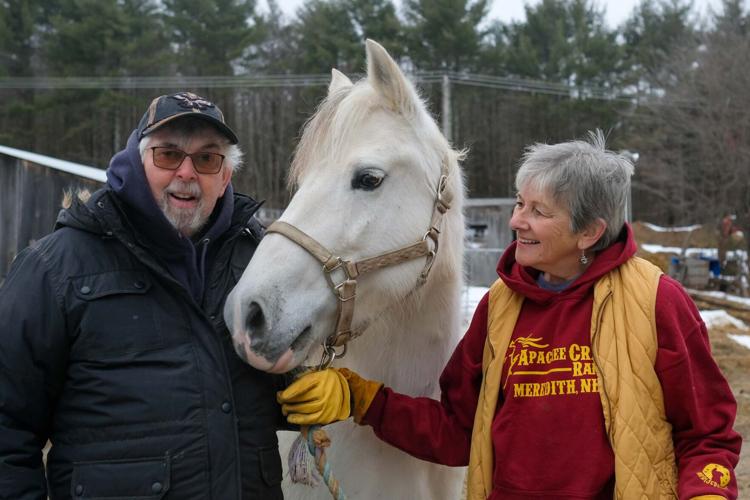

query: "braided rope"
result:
(302, 425), (346, 500)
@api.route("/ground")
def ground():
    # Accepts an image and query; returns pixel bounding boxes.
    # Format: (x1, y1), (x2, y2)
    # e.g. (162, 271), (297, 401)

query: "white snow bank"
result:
(641, 222), (702, 233)
(690, 290), (750, 308)
(461, 286), (489, 326)
(639, 244), (716, 257)
(728, 334), (750, 350)
(698, 310), (750, 350)
(700, 309), (748, 330)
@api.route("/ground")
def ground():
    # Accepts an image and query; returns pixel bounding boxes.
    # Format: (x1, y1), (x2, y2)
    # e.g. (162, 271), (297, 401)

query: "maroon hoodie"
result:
(364, 225), (741, 499)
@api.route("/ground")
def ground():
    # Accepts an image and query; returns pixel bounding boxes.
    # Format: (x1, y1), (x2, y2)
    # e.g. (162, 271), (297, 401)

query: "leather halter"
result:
(265, 156), (452, 368)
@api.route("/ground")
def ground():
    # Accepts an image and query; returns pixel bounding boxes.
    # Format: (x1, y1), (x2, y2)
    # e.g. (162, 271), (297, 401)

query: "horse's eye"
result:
(351, 169), (385, 191)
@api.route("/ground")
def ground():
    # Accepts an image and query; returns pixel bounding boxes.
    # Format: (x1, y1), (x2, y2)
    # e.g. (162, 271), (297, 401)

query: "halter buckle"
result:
(323, 258), (352, 296)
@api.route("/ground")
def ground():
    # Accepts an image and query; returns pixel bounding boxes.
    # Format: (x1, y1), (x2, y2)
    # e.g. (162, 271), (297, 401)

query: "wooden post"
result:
(442, 73), (452, 143)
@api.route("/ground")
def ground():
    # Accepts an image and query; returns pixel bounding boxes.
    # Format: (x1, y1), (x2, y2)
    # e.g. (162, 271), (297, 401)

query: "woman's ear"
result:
(578, 218), (607, 250)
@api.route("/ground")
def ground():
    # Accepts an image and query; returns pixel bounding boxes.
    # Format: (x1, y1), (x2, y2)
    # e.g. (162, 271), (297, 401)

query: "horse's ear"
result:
(328, 68), (353, 94)
(366, 39), (417, 116)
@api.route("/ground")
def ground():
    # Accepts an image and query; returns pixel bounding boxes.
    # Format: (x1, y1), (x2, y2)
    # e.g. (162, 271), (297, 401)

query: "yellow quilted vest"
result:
(466, 257), (678, 499)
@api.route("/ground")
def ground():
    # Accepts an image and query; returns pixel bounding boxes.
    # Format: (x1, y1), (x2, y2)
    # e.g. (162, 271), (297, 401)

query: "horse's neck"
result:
(343, 267), (463, 398)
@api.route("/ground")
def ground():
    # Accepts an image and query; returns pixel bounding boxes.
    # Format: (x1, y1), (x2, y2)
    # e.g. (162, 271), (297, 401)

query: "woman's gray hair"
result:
(515, 130), (634, 251)
(137, 118), (243, 173)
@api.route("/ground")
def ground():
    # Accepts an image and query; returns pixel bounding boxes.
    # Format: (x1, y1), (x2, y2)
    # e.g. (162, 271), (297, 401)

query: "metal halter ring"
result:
(318, 342), (348, 370)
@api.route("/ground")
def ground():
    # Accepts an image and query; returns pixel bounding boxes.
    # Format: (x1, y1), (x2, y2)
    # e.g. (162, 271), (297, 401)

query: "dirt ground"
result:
(705, 323), (750, 493)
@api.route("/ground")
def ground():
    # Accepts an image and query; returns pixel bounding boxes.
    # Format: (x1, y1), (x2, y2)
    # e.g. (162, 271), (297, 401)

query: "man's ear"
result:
(578, 218), (607, 250)
(219, 166), (232, 196)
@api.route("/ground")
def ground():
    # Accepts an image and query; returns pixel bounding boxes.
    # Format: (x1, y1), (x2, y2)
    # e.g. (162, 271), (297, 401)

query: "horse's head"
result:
(224, 40), (464, 373)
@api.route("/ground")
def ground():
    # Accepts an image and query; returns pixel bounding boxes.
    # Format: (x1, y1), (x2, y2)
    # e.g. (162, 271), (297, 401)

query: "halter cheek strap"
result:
(265, 155), (452, 368)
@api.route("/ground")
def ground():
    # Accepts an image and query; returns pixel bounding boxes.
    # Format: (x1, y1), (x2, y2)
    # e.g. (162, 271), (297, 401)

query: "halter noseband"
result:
(265, 155), (453, 369)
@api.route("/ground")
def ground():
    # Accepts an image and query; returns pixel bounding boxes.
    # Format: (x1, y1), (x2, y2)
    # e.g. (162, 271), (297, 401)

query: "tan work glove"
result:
(339, 368), (383, 423)
(277, 368), (383, 425)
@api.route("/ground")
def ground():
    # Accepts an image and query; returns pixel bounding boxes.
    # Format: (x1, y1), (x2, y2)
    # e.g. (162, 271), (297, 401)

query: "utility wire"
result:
(0, 72), (629, 99)
(0, 72), (694, 107)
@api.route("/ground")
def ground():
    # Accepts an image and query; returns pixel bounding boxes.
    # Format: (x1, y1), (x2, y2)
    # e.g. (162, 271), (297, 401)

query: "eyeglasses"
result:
(150, 146), (225, 174)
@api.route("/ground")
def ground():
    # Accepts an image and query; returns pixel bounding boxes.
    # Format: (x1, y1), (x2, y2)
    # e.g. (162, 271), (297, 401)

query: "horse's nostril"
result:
(245, 301), (266, 332)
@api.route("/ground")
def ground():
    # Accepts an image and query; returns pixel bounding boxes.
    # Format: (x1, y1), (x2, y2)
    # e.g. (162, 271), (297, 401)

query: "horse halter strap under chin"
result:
(265, 156), (452, 369)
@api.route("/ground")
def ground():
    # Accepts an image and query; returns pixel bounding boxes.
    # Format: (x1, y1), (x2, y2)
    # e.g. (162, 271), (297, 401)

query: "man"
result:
(0, 92), (287, 499)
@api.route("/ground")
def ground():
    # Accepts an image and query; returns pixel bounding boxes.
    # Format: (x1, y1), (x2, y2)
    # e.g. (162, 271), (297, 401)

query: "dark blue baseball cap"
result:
(136, 91), (239, 144)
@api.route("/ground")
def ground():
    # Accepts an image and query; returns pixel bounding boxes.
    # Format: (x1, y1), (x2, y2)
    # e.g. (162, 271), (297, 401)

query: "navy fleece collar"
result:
(105, 130), (235, 302)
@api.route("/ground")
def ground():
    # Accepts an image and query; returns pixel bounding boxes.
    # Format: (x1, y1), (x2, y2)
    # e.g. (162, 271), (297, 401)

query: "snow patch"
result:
(728, 334), (750, 350)
(461, 286), (489, 327)
(699, 310), (748, 330)
(641, 222), (702, 233)
(691, 290), (750, 308)
(639, 244), (717, 257)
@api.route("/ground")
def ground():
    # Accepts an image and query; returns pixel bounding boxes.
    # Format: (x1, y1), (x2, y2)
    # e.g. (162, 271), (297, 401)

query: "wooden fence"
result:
(0, 145), (105, 280)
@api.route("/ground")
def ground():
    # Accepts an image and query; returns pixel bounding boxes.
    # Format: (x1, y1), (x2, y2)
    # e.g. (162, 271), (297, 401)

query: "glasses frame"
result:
(149, 146), (226, 175)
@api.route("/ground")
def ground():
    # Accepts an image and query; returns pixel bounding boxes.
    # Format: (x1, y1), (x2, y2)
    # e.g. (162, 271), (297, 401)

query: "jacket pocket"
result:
(70, 454), (170, 499)
(259, 446), (282, 487)
(70, 271), (163, 354)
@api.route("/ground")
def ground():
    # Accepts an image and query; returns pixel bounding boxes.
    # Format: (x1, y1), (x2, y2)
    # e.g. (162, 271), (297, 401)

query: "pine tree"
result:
(287, 0), (361, 74)
(348, 0), (403, 60)
(501, 0), (622, 86)
(163, 0), (261, 76)
(402, 0), (489, 71)
(621, 0), (696, 92)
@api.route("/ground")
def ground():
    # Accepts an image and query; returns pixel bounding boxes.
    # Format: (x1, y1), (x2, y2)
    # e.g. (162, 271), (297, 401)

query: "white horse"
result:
(225, 40), (466, 500)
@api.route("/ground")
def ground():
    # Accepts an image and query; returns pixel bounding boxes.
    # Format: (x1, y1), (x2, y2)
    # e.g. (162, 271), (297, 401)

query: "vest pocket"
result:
(70, 454), (171, 499)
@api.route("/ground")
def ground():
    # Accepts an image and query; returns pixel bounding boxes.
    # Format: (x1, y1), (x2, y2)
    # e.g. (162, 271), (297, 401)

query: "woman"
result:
(278, 131), (741, 499)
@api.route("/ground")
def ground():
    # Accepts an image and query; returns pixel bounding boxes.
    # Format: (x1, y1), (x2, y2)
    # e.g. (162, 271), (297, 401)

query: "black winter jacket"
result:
(0, 188), (288, 500)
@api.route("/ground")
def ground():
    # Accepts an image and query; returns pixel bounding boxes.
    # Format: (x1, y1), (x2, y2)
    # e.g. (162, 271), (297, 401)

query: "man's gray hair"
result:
(137, 118), (243, 173)
(515, 130), (634, 251)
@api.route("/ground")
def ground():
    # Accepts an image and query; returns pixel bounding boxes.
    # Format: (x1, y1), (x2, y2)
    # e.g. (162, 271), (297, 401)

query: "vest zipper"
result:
(590, 289), (615, 445)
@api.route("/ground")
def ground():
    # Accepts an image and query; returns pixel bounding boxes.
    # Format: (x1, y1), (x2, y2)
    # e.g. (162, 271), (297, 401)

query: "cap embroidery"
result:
(170, 92), (215, 111)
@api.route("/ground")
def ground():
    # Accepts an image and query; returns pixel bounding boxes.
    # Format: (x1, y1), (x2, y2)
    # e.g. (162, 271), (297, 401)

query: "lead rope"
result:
(287, 361), (346, 500)
(288, 424), (345, 500)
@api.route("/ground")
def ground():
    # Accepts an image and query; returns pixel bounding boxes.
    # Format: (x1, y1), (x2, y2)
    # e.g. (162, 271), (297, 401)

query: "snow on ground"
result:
(461, 286), (489, 327)
(639, 244), (717, 257)
(700, 310), (749, 331)
(691, 289), (750, 308)
(700, 308), (750, 351)
(460, 286), (750, 350)
(728, 334), (750, 350)
(641, 222), (702, 232)
(639, 244), (747, 261)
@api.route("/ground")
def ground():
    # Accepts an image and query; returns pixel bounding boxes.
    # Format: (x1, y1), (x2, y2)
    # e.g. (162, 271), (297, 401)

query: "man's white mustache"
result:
(165, 180), (202, 200)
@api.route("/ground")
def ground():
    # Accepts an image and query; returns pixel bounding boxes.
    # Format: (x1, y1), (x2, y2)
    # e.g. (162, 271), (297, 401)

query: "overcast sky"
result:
(265, 0), (723, 29)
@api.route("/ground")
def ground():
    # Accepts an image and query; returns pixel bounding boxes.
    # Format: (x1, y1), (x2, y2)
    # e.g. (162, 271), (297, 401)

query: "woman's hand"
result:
(277, 368), (351, 425)
(277, 368), (384, 425)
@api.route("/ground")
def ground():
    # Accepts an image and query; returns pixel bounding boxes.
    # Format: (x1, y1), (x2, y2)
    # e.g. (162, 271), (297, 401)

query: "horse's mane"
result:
(288, 78), (451, 191)
(289, 85), (370, 189)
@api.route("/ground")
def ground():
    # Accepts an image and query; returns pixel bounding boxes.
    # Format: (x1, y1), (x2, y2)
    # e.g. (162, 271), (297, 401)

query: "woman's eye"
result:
(352, 170), (385, 190)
